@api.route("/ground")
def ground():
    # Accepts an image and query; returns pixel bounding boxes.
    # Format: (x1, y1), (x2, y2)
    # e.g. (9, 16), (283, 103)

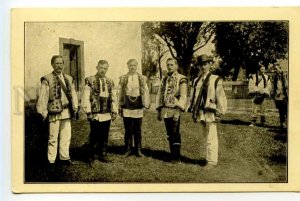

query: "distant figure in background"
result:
(81, 60), (118, 167)
(272, 63), (288, 129)
(188, 54), (227, 169)
(36, 55), (78, 166)
(156, 58), (188, 163)
(118, 59), (150, 157)
(248, 64), (272, 127)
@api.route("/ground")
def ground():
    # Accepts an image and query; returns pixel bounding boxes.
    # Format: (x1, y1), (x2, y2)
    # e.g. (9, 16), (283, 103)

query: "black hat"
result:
(197, 54), (213, 65)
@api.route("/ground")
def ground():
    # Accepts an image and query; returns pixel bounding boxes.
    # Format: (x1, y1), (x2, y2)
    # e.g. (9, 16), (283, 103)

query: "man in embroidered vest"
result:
(271, 63), (288, 129)
(188, 54), (227, 169)
(81, 60), (118, 166)
(156, 58), (188, 163)
(248, 64), (272, 127)
(36, 55), (78, 166)
(118, 59), (150, 157)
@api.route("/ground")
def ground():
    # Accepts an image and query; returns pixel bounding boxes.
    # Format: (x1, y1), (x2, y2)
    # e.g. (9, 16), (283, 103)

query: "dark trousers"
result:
(123, 117), (142, 152)
(164, 117), (181, 160)
(89, 120), (111, 161)
(275, 100), (287, 126)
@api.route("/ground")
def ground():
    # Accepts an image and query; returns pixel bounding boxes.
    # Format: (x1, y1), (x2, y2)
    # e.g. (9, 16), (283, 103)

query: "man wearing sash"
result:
(36, 55), (78, 166)
(81, 60), (118, 166)
(188, 54), (227, 169)
(248, 64), (272, 127)
(156, 58), (188, 163)
(118, 59), (150, 157)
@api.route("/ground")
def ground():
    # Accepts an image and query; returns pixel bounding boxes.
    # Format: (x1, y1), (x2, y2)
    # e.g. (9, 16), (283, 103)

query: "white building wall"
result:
(25, 22), (142, 100)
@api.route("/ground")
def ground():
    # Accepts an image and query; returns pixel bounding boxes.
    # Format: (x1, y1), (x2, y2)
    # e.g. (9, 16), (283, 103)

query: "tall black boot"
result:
(172, 144), (181, 162)
(134, 133), (143, 157)
(169, 141), (174, 161)
(124, 135), (133, 157)
(99, 141), (110, 163)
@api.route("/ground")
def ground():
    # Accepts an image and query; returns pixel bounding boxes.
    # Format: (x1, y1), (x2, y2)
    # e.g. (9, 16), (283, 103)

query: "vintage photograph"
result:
(11, 8), (300, 192)
(23, 20), (288, 183)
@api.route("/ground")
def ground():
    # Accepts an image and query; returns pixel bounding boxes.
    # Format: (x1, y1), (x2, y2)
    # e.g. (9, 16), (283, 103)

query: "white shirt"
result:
(122, 73), (143, 118)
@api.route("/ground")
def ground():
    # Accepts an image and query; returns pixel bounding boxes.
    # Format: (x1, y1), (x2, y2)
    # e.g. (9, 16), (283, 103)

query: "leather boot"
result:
(134, 134), (143, 157)
(124, 135), (133, 157)
(99, 142), (110, 162)
(172, 144), (181, 163)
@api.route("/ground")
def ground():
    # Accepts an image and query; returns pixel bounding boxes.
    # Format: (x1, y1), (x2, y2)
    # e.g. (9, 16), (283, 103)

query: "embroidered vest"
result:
(85, 75), (114, 114)
(41, 72), (73, 114)
(119, 73), (146, 108)
(159, 72), (187, 109)
(191, 73), (222, 119)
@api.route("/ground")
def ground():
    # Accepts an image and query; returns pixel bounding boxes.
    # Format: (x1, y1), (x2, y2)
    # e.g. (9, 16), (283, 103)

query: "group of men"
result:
(37, 57), (151, 167)
(36, 53), (287, 170)
(248, 63), (288, 129)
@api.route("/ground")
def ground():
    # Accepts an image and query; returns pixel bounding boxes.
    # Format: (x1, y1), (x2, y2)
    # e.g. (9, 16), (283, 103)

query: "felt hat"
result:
(197, 54), (213, 65)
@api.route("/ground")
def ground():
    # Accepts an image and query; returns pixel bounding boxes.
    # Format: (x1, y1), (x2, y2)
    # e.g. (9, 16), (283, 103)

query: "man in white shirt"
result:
(189, 54), (227, 169)
(118, 59), (150, 157)
(81, 60), (118, 166)
(156, 58), (188, 163)
(36, 55), (78, 166)
(248, 64), (272, 127)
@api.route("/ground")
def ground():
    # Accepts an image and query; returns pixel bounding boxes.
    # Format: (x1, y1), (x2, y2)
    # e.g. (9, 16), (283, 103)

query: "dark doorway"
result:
(59, 38), (84, 92)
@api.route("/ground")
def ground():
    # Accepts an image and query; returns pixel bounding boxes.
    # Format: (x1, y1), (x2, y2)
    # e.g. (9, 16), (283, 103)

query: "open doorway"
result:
(59, 37), (84, 92)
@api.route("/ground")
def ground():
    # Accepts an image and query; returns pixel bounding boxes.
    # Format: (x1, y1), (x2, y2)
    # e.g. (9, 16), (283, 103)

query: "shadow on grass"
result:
(107, 145), (126, 155)
(220, 119), (250, 126)
(256, 124), (280, 129)
(70, 144), (126, 164)
(273, 134), (287, 143)
(142, 148), (207, 166)
(70, 143), (90, 163)
(268, 154), (287, 164)
(267, 128), (287, 143)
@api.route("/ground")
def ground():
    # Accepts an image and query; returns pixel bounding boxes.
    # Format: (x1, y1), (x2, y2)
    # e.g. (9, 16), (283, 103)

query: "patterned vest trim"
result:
(119, 73), (146, 108)
(85, 74), (114, 114)
(41, 72), (73, 114)
(159, 72), (187, 108)
(192, 74), (221, 120)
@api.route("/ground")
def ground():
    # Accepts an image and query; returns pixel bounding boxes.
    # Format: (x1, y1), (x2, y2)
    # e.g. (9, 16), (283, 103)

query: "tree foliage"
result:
(142, 22), (215, 77)
(141, 22), (168, 78)
(214, 22), (288, 79)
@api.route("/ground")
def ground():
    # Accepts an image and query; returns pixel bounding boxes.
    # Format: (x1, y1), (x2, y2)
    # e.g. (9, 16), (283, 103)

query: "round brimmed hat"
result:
(197, 54), (213, 65)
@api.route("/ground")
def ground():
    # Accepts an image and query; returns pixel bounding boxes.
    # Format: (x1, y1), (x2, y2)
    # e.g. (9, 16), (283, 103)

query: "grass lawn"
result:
(25, 107), (287, 183)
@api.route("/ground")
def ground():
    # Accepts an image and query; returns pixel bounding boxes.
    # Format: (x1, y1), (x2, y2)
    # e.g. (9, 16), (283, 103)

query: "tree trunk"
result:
(158, 58), (163, 79)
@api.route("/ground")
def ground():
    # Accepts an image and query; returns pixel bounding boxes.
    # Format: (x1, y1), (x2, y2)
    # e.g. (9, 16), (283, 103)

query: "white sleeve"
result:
(36, 80), (49, 118)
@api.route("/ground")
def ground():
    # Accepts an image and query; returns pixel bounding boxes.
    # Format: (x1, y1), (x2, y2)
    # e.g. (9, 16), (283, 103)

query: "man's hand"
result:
(111, 112), (117, 121)
(173, 109), (180, 121)
(118, 108), (123, 118)
(157, 110), (162, 121)
(215, 113), (222, 123)
(38, 113), (47, 121)
(87, 113), (93, 121)
(72, 112), (79, 120)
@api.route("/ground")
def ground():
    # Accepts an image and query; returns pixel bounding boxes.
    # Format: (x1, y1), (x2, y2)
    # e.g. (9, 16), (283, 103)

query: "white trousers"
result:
(252, 100), (266, 122)
(48, 119), (71, 163)
(199, 121), (218, 165)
